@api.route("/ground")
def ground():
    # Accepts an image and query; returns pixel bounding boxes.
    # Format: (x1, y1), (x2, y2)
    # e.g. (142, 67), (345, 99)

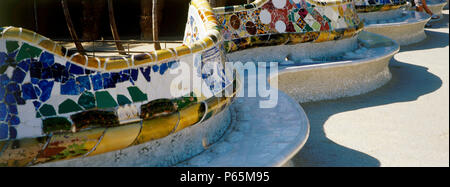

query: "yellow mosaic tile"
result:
(175, 45), (192, 57)
(133, 113), (179, 144)
(86, 57), (100, 69)
(20, 29), (37, 43)
(134, 53), (155, 66)
(105, 58), (129, 71)
(89, 123), (141, 156)
(155, 49), (175, 62)
(38, 40), (57, 55)
(70, 54), (87, 66)
(0, 137), (48, 167)
(2, 27), (21, 39)
(33, 128), (105, 164)
(175, 103), (205, 133)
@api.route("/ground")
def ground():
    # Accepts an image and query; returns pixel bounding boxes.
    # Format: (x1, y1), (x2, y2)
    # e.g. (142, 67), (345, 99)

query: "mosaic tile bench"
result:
(0, 0), (311, 167)
(355, 0), (431, 45)
(213, 0), (399, 103)
(0, 0), (241, 167)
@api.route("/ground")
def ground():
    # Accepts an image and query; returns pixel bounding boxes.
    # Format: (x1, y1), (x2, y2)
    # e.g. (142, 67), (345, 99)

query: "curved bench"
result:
(187, 0), (399, 166)
(215, 0), (399, 102)
(356, 0), (431, 45)
(0, 0), (239, 167)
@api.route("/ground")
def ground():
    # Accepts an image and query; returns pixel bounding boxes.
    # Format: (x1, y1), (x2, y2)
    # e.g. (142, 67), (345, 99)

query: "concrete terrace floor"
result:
(291, 10), (449, 167)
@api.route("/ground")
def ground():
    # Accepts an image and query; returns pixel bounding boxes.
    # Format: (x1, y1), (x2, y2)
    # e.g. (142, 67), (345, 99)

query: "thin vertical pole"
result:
(209, 0), (216, 7)
(33, 0), (39, 32)
(152, 0), (161, 50)
(61, 0), (85, 55)
(107, 0), (126, 55)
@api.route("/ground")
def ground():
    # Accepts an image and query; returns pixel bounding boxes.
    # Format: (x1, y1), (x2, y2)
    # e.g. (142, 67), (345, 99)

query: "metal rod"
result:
(152, 0), (161, 50)
(107, 0), (126, 55)
(33, 0), (39, 32)
(53, 39), (183, 43)
(61, 0), (86, 55)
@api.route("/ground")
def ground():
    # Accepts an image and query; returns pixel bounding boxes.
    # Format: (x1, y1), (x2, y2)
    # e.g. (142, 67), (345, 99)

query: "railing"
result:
(53, 39), (184, 58)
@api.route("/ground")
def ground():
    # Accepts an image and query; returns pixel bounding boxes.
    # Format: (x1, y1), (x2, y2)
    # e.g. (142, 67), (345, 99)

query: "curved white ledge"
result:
(362, 10), (431, 45)
(178, 91), (310, 167)
(269, 31), (400, 103)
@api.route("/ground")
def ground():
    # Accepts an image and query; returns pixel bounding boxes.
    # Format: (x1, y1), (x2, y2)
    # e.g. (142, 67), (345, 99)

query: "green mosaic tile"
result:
(78, 91), (96, 110)
(127, 86), (148, 103)
(304, 24), (313, 32)
(117, 94), (132, 106)
(173, 92), (197, 109)
(16, 43), (42, 62)
(36, 111), (42, 118)
(42, 117), (72, 133)
(59, 99), (83, 114)
(6, 41), (19, 53)
(71, 110), (119, 130)
(311, 22), (321, 31)
(95, 91), (118, 109)
(39, 104), (56, 117)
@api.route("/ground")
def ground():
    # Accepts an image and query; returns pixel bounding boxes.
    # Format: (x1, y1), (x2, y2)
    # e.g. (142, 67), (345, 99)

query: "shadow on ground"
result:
(291, 59), (443, 167)
(290, 10), (447, 167)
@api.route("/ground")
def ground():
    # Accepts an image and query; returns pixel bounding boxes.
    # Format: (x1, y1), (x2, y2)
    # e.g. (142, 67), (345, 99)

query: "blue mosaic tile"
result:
(8, 51), (18, 61)
(51, 63), (65, 82)
(0, 74), (9, 86)
(10, 115), (20, 125)
(152, 65), (159, 72)
(140, 66), (151, 82)
(68, 62), (84, 75)
(0, 52), (7, 66)
(9, 126), (16, 139)
(120, 71), (130, 82)
(0, 86), (5, 101)
(34, 86), (41, 96)
(31, 77), (39, 84)
(90, 74), (103, 91)
(131, 69), (139, 82)
(61, 78), (80, 95)
(22, 83), (37, 100)
(30, 60), (43, 79)
(6, 83), (20, 93)
(18, 59), (31, 72)
(33, 101), (41, 110)
(39, 51), (55, 68)
(8, 104), (18, 115)
(111, 72), (121, 84)
(38, 80), (54, 102)
(5, 114), (11, 123)
(102, 73), (116, 89)
(0, 123), (8, 139)
(168, 61), (179, 69)
(85, 69), (94, 75)
(5, 93), (16, 104)
(0, 103), (7, 121)
(13, 92), (25, 105)
(76, 76), (91, 91)
(11, 68), (26, 83)
(160, 63), (168, 75)
(42, 67), (53, 79)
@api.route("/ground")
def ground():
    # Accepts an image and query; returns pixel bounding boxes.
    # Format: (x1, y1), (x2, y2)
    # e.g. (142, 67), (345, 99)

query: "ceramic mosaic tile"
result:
(354, 0), (408, 12)
(0, 0), (237, 166)
(214, 0), (363, 53)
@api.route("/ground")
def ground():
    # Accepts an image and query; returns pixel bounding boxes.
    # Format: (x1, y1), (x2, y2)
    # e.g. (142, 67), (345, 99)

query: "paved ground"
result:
(291, 10), (449, 167)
